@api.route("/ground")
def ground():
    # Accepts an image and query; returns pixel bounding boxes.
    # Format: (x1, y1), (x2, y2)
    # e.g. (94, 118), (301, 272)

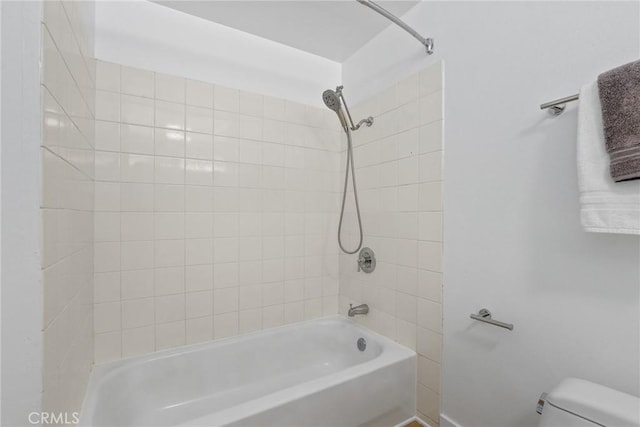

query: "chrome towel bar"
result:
(470, 308), (514, 331)
(540, 93), (579, 116)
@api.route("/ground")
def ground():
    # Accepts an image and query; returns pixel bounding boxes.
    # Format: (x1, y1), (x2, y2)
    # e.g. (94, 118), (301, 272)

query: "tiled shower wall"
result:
(93, 61), (341, 363)
(41, 0), (95, 417)
(338, 61), (444, 426)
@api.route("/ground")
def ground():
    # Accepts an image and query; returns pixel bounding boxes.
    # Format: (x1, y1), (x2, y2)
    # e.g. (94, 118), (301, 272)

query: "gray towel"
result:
(597, 59), (640, 182)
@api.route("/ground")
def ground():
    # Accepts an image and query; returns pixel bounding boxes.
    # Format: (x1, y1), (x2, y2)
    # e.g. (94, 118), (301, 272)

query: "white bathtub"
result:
(79, 316), (416, 427)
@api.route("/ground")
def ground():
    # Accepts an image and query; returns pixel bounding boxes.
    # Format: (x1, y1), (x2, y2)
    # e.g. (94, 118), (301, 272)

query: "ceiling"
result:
(152, 1), (419, 62)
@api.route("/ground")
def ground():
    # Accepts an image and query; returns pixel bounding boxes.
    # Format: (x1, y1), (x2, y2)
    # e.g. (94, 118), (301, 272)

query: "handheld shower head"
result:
(322, 89), (349, 132)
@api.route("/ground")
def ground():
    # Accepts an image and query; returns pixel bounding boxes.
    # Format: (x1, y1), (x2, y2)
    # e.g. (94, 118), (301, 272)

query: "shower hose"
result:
(337, 129), (364, 255)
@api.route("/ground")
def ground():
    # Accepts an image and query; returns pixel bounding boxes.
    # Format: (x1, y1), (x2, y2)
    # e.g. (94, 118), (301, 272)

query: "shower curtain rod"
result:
(356, 0), (434, 55)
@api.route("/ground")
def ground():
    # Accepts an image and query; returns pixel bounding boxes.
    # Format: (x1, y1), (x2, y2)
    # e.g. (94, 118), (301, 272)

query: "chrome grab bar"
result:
(470, 308), (514, 331)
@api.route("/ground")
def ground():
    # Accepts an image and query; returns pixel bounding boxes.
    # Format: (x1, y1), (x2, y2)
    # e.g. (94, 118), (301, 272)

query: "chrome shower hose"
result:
(337, 129), (364, 255)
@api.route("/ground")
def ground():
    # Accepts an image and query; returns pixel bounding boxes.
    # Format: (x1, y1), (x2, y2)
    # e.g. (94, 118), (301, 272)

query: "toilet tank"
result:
(538, 378), (640, 427)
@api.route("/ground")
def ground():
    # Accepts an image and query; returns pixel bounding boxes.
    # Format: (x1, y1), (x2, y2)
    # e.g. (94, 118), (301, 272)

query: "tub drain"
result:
(357, 337), (366, 351)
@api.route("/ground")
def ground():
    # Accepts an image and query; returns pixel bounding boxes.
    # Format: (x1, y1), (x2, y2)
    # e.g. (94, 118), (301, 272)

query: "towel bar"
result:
(540, 93), (579, 116)
(470, 308), (514, 331)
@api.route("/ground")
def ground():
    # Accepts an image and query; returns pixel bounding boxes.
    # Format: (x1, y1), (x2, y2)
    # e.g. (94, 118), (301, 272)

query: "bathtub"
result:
(79, 316), (416, 427)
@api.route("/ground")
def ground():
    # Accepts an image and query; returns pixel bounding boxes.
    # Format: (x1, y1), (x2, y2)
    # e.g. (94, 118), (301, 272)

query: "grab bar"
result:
(470, 308), (514, 331)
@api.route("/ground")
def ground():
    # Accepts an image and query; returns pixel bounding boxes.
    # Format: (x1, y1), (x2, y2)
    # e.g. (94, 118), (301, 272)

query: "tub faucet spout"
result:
(348, 303), (369, 317)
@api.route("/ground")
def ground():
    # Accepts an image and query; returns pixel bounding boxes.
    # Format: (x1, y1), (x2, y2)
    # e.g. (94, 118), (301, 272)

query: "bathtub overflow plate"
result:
(357, 337), (367, 352)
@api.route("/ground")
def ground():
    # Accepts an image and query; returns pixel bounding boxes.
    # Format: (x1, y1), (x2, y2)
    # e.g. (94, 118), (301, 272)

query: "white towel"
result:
(577, 81), (640, 234)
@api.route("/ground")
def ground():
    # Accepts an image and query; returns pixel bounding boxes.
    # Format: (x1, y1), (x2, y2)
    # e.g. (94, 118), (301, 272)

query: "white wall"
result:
(344, 2), (640, 427)
(94, 0), (341, 108)
(1, 1), (43, 424)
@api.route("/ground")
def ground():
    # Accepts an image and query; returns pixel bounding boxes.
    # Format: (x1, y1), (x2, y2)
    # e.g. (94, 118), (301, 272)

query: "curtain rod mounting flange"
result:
(357, 0), (434, 55)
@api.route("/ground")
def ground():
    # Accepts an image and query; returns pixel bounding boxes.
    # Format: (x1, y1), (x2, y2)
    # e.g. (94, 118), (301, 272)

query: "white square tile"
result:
(213, 136), (239, 162)
(121, 95), (154, 126)
(186, 159), (213, 186)
(186, 316), (213, 344)
(418, 182), (442, 212)
(186, 264), (213, 292)
(418, 151), (442, 183)
(122, 326), (155, 357)
(214, 312), (238, 339)
(155, 184), (185, 212)
(121, 240), (154, 271)
(121, 124), (154, 155)
(96, 90), (120, 122)
(121, 66), (154, 98)
(155, 157), (185, 184)
(419, 61), (443, 97)
(213, 262), (238, 288)
(155, 294), (185, 323)
(214, 110), (239, 137)
(155, 128), (185, 158)
(186, 238), (213, 266)
(214, 85), (239, 112)
(95, 120), (120, 152)
(214, 237), (238, 263)
(121, 269), (154, 300)
(263, 96), (285, 121)
(213, 213), (239, 238)
(239, 308), (262, 333)
(214, 288), (238, 314)
(239, 284), (262, 310)
(94, 301), (121, 333)
(94, 271), (121, 303)
(418, 270), (442, 303)
(186, 132), (213, 160)
(156, 320), (185, 350)
(121, 212), (153, 241)
(239, 91), (263, 117)
(186, 106), (213, 134)
(262, 119), (285, 144)
(94, 241), (120, 272)
(213, 161), (238, 187)
(94, 332), (122, 364)
(187, 79), (213, 108)
(120, 183), (153, 212)
(154, 239), (185, 268)
(419, 212), (442, 242)
(284, 302), (304, 324)
(96, 61), (120, 92)
(186, 291), (213, 318)
(262, 305), (284, 328)
(186, 186), (214, 212)
(418, 241), (442, 272)
(121, 297), (155, 329)
(418, 298), (442, 333)
(155, 266), (185, 296)
(120, 153), (154, 183)
(155, 100), (185, 130)
(419, 121), (443, 154)
(418, 355), (441, 393)
(155, 73), (185, 103)
(154, 213), (185, 240)
(420, 90), (443, 125)
(95, 151), (120, 182)
(239, 115), (262, 141)
(417, 327), (442, 363)
(94, 212), (120, 242)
